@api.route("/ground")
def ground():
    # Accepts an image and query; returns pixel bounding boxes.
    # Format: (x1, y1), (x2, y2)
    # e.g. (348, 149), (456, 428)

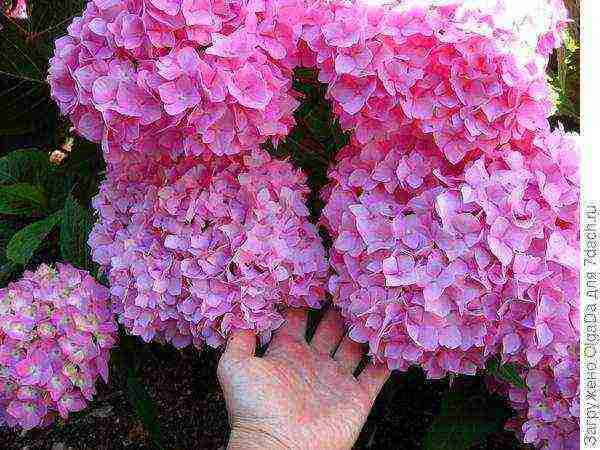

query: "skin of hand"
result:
(217, 308), (391, 450)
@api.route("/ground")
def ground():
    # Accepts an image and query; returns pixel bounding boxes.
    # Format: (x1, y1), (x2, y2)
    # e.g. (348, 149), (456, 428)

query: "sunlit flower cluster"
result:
(0, 264), (117, 430)
(89, 148), (328, 348)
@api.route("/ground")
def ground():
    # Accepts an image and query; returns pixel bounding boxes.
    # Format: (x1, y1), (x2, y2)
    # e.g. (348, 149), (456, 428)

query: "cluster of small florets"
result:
(48, 0), (579, 446)
(321, 126), (579, 380)
(47, 0), (300, 165)
(487, 347), (580, 450)
(0, 264), (118, 430)
(89, 148), (328, 348)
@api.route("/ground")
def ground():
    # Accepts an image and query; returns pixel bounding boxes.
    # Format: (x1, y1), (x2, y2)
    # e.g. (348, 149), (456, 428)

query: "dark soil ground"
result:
(0, 333), (528, 450)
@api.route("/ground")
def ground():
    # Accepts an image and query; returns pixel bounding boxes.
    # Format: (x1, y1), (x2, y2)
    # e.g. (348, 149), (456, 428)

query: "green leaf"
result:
(424, 391), (505, 450)
(0, 148), (50, 185)
(0, 220), (16, 263)
(127, 376), (164, 450)
(486, 357), (527, 390)
(60, 195), (94, 270)
(0, 13), (60, 138)
(0, 20), (46, 81)
(27, 0), (87, 43)
(0, 262), (19, 284)
(6, 211), (60, 265)
(0, 183), (48, 215)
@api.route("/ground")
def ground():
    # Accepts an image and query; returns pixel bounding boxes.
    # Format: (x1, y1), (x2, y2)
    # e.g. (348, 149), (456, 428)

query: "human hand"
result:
(217, 308), (390, 450)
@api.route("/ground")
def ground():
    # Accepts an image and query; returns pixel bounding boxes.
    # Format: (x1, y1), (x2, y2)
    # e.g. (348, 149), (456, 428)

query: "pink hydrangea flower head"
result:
(322, 125), (579, 383)
(0, 264), (117, 430)
(47, 0), (299, 165)
(89, 148), (328, 349)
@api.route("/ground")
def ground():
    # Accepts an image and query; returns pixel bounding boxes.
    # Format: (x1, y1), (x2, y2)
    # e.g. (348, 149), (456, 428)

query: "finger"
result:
(224, 330), (257, 360)
(310, 308), (345, 355)
(333, 336), (364, 375)
(272, 308), (307, 342)
(358, 363), (391, 404)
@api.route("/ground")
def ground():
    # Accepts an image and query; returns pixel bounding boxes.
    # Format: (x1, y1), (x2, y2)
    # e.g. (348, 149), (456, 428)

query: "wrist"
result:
(227, 426), (290, 450)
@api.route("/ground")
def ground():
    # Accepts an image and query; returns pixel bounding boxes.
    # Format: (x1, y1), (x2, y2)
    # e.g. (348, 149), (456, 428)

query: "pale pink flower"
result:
(0, 264), (117, 430)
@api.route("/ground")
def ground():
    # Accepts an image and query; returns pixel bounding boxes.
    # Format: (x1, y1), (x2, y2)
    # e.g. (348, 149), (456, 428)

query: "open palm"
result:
(218, 309), (390, 450)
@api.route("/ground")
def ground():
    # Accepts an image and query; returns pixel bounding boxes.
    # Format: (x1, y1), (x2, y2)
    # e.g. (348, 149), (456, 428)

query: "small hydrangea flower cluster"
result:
(89, 149), (328, 348)
(0, 264), (118, 430)
(487, 348), (579, 450)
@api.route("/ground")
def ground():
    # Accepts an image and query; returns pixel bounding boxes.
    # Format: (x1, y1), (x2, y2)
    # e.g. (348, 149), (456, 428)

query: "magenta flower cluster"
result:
(322, 126), (579, 376)
(89, 149), (328, 348)
(47, 0), (579, 446)
(0, 264), (118, 430)
(487, 347), (579, 450)
(47, 0), (299, 166)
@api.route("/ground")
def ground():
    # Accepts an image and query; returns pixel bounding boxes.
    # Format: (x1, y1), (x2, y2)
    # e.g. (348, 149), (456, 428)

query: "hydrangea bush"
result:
(0, 264), (118, 430)
(43, 0), (580, 447)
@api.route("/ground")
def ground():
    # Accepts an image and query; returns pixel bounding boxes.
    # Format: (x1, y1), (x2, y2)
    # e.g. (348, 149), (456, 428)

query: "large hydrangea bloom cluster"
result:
(0, 264), (117, 430)
(47, 0), (300, 165)
(89, 149), (328, 348)
(48, 0), (579, 446)
(321, 127), (579, 378)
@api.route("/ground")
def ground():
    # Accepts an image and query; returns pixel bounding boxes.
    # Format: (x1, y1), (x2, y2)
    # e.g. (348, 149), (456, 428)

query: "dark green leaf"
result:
(0, 20), (46, 81)
(486, 357), (527, 390)
(0, 220), (16, 264)
(0, 12), (61, 138)
(127, 376), (164, 450)
(60, 194), (94, 270)
(0, 182), (48, 215)
(27, 0), (86, 43)
(0, 148), (50, 185)
(6, 211), (60, 265)
(0, 262), (19, 284)
(424, 391), (505, 450)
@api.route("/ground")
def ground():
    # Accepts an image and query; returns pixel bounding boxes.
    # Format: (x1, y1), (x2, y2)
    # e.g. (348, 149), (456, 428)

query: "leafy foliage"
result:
(424, 384), (509, 450)
(60, 194), (95, 271)
(6, 210), (60, 265)
(127, 376), (165, 450)
(0, 0), (80, 139)
(0, 147), (49, 183)
(485, 357), (527, 390)
(0, 144), (103, 270)
(0, 182), (47, 215)
(549, 30), (580, 131)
